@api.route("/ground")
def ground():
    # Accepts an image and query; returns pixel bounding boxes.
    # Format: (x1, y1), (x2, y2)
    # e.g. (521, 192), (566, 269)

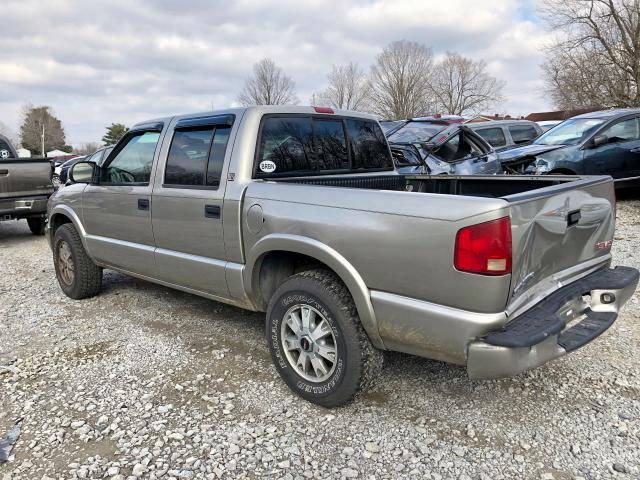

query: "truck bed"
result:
(251, 173), (615, 315)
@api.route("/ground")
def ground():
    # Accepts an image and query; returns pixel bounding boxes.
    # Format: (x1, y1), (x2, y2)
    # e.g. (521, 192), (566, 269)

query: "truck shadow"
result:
(0, 221), (44, 245)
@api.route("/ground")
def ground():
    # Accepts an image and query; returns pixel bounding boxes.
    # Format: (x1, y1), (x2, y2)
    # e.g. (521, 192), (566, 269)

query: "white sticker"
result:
(259, 160), (276, 173)
(0, 150), (9, 158)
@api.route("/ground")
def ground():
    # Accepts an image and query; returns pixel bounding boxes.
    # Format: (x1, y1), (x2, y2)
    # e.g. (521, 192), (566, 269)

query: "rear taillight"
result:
(454, 217), (512, 276)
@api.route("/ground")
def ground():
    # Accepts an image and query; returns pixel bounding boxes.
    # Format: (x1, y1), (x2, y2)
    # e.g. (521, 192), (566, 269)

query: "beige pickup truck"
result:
(47, 106), (638, 406)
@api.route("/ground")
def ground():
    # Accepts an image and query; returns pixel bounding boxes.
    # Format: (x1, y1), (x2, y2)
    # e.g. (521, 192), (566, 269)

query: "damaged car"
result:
(385, 118), (501, 175)
(499, 109), (640, 188)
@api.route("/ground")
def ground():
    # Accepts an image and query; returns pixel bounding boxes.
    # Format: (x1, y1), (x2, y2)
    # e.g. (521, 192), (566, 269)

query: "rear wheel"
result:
(27, 217), (46, 235)
(53, 224), (102, 299)
(266, 269), (383, 407)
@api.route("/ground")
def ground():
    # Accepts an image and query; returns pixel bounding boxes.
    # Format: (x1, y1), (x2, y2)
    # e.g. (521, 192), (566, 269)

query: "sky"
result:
(0, 0), (554, 147)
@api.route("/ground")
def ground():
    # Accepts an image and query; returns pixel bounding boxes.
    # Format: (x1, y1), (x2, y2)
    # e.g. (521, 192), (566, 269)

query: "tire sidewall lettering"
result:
(270, 290), (345, 396)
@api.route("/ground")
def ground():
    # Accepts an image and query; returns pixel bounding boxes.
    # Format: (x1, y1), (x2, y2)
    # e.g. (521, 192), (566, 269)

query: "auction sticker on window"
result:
(259, 160), (276, 173)
(0, 150), (9, 158)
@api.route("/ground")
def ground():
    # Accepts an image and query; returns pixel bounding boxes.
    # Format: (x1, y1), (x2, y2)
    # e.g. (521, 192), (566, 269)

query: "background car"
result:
(536, 120), (563, 132)
(466, 120), (543, 152)
(59, 146), (113, 184)
(385, 118), (501, 175)
(498, 108), (640, 186)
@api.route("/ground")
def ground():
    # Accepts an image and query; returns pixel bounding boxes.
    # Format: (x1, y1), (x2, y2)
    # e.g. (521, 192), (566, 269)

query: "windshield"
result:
(534, 118), (605, 146)
(388, 121), (446, 143)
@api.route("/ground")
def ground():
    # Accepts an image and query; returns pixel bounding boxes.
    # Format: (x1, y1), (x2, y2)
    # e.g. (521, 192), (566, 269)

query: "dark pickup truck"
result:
(0, 134), (54, 234)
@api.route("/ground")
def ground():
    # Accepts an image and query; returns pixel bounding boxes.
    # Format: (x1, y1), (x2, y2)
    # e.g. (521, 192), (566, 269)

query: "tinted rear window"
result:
(255, 115), (392, 177)
(509, 124), (538, 144)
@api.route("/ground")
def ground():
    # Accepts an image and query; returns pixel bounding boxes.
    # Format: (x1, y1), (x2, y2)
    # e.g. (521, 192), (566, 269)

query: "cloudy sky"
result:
(0, 0), (554, 146)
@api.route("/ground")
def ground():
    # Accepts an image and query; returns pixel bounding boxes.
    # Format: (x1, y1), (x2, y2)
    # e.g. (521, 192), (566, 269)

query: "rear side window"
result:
(0, 138), (14, 158)
(164, 126), (231, 188)
(509, 124), (538, 144)
(256, 115), (392, 177)
(476, 128), (506, 147)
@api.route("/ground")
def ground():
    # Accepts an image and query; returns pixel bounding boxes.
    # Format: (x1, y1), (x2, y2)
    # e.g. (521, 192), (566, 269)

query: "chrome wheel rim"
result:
(57, 241), (75, 286)
(280, 304), (338, 383)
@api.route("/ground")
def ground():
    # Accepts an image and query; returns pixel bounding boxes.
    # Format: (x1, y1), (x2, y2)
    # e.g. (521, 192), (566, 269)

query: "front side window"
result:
(476, 128), (506, 147)
(509, 124), (538, 144)
(103, 131), (160, 184)
(599, 117), (640, 144)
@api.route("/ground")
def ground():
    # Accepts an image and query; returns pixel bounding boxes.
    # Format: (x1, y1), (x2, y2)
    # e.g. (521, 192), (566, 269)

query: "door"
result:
(585, 115), (640, 179)
(151, 115), (233, 297)
(82, 127), (163, 277)
(433, 129), (499, 174)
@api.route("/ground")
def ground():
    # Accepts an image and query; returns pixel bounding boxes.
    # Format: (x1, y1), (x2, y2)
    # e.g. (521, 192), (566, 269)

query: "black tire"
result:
(27, 217), (46, 236)
(53, 224), (102, 299)
(266, 269), (383, 407)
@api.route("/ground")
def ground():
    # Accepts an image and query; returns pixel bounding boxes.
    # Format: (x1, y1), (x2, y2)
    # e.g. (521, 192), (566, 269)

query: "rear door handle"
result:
(629, 147), (640, 153)
(138, 199), (150, 211)
(0, 169), (8, 175)
(205, 204), (220, 219)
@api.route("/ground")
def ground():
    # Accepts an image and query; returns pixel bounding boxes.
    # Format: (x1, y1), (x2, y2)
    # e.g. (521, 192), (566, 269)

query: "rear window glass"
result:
(345, 119), (392, 170)
(509, 124), (538, 144)
(256, 116), (392, 177)
(476, 127), (506, 147)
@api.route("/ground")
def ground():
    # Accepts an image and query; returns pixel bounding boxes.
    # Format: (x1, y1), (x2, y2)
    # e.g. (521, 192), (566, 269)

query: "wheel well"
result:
(255, 251), (335, 309)
(50, 213), (72, 235)
(548, 168), (577, 175)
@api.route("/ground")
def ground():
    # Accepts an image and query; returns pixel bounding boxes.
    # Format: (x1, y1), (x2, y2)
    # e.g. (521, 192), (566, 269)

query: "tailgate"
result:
(505, 176), (616, 313)
(0, 159), (53, 200)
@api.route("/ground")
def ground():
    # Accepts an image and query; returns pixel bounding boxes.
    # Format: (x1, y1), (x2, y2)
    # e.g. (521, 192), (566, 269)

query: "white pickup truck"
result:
(47, 106), (638, 406)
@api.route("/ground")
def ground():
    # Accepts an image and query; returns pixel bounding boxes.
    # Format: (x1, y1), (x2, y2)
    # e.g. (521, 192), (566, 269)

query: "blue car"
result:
(499, 108), (640, 188)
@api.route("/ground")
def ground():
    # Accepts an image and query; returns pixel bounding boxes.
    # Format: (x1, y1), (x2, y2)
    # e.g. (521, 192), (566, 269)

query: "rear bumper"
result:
(0, 195), (49, 220)
(467, 266), (639, 379)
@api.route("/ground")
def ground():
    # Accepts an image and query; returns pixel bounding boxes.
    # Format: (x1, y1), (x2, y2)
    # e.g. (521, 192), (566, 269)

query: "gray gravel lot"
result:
(1, 199), (639, 480)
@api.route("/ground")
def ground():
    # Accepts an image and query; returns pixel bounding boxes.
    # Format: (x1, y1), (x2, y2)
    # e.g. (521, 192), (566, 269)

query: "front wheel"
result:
(266, 269), (383, 407)
(53, 224), (103, 299)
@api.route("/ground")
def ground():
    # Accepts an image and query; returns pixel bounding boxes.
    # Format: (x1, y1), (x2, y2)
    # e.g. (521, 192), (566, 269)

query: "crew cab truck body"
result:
(47, 106), (638, 406)
(1, 133), (54, 235)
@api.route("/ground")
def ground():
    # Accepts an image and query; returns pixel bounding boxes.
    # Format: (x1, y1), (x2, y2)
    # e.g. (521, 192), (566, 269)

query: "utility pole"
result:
(41, 123), (45, 157)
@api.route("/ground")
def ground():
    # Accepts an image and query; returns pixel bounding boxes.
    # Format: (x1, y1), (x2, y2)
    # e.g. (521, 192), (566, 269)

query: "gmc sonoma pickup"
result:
(47, 106), (638, 407)
(1, 133), (54, 234)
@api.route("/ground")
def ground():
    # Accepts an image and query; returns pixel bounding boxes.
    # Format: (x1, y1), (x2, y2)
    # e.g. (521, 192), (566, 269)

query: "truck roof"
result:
(132, 105), (379, 129)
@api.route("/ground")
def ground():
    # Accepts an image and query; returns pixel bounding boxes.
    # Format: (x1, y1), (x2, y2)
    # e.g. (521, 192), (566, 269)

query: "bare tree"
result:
(74, 142), (101, 155)
(313, 63), (371, 111)
(541, 0), (640, 109)
(238, 58), (298, 106)
(430, 52), (505, 115)
(369, 40), (435, 119)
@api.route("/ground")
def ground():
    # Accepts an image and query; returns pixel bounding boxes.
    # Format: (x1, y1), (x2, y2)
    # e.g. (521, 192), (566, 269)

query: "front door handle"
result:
(205, 204), (220, 219)
(629, 147), (640, 153)
(138, 199), (150, 211)
(0, 169), (8, 175)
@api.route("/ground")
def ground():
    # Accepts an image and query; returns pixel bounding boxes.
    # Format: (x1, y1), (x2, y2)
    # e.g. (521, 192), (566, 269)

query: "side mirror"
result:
(590, 135), (608, 148)
(69, 161), (96, 184)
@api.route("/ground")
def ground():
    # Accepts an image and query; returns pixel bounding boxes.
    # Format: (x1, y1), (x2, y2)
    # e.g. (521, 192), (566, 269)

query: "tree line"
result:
(238, 40), (506, 119)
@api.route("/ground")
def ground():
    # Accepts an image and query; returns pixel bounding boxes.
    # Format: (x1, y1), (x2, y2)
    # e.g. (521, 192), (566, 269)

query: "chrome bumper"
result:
(467, 266), (639, 379)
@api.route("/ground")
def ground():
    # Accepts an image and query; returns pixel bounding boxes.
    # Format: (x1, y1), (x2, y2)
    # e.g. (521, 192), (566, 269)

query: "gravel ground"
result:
(1, 200), (639, 480)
